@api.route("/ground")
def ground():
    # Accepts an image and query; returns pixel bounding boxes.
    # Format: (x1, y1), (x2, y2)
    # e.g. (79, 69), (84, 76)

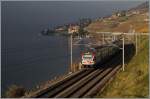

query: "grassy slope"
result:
(86, 13), (148, 33)
(86, 10), (149, 98)
(96, 36), (149, 98)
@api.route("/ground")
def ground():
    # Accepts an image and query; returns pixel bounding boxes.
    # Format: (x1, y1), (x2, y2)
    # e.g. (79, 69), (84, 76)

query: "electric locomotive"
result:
(81, 44), (120, 67)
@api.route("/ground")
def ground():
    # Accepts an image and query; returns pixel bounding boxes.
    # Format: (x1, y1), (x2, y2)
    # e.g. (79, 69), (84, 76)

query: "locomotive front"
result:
(81, 48), (96, 66)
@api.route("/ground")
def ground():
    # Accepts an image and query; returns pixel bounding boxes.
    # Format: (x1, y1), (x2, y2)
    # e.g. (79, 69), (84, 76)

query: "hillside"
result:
(85, 2), (149, 33)
(96, 36), (149, 98)
(94, 2), (149, 98)
(129, 1), (149, 12)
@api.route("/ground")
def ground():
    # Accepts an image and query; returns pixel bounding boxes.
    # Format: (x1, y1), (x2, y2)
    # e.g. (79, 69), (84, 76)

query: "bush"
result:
(5, 84), (26, 98)
(108, 22), (118, 28)
(118, 16), (128, 22)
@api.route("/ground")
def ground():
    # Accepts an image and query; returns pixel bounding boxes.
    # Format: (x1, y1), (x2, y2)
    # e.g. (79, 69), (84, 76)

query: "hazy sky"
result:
(2, 1), (145, 40)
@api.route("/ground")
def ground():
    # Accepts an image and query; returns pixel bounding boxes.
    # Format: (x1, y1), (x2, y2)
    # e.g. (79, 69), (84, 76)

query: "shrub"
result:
(5, 84), (26, 98)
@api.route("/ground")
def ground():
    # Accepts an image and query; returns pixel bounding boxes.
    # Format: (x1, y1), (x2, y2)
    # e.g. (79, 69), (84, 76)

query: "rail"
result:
(24, 42), (134, 98)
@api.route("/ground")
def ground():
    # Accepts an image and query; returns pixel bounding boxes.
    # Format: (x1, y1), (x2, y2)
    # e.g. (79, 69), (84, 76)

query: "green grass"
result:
(96, 36), (149, 98)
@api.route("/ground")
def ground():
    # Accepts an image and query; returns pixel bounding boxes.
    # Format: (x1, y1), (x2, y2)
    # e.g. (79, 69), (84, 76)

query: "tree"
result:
(5, 85), (26, 98)
(78, 27), (89, 37)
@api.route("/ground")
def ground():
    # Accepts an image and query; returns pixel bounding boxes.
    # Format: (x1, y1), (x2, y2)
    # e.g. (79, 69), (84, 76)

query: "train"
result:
(81, 43), (121, 67)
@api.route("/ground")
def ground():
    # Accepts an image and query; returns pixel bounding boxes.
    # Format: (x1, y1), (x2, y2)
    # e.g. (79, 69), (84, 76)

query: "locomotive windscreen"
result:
(82, 47), (96, 53)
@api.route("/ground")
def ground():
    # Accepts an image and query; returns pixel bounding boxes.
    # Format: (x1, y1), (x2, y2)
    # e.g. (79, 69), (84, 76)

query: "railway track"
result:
(25, 43), (134, 98)
(25, 68), (87, 98)
(27, 52), (122, 98)
(67, 51), (122, 98)
(39, 69), (94, 98)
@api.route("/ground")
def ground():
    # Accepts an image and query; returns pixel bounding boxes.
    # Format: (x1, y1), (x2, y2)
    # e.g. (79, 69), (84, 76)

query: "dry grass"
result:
(86, 13), (149, 33)
(96, 36), (149, 98)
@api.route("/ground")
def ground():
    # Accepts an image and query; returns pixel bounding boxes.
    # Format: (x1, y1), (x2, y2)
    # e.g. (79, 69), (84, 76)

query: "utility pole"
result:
(112, 35), (114, 42)
(122, 34), (125, 71)
(135, 32), (138, 55)
(112, 35), (116, 41)
(103, 33), (105, 45)
(70, 34), (73, 72)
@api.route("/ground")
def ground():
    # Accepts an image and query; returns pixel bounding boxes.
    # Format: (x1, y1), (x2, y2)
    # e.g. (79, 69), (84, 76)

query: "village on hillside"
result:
(41, 1), (149, 36)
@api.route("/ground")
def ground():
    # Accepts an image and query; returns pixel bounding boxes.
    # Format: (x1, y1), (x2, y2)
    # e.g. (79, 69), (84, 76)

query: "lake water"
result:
(1, 1), (143, 95)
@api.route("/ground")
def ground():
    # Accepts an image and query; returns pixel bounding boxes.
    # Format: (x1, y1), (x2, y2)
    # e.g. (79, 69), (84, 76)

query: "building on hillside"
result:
(126, 12), (132, 17)
(55, 27), (65, 32)
(144, 18), (149, 22)
(68, 25), (80, 34)
(132, 10), (140, 15)
(55, 26), (67, 32)
(112, 10), (126, 19)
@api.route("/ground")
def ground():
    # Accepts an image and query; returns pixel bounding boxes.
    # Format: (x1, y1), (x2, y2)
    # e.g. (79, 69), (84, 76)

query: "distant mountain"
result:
(129, 1), (149, 11)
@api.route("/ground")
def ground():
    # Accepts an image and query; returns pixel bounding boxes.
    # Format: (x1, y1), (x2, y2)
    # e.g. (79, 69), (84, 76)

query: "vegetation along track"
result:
(27, 68), (94, 98)
(26, 43), (134, 98)
(26, 68), (87, 98)
(39, 50), (122, 98)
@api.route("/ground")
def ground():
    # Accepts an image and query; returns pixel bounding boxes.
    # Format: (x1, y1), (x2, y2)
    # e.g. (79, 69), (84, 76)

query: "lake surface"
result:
(1, 1), (143, 94)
